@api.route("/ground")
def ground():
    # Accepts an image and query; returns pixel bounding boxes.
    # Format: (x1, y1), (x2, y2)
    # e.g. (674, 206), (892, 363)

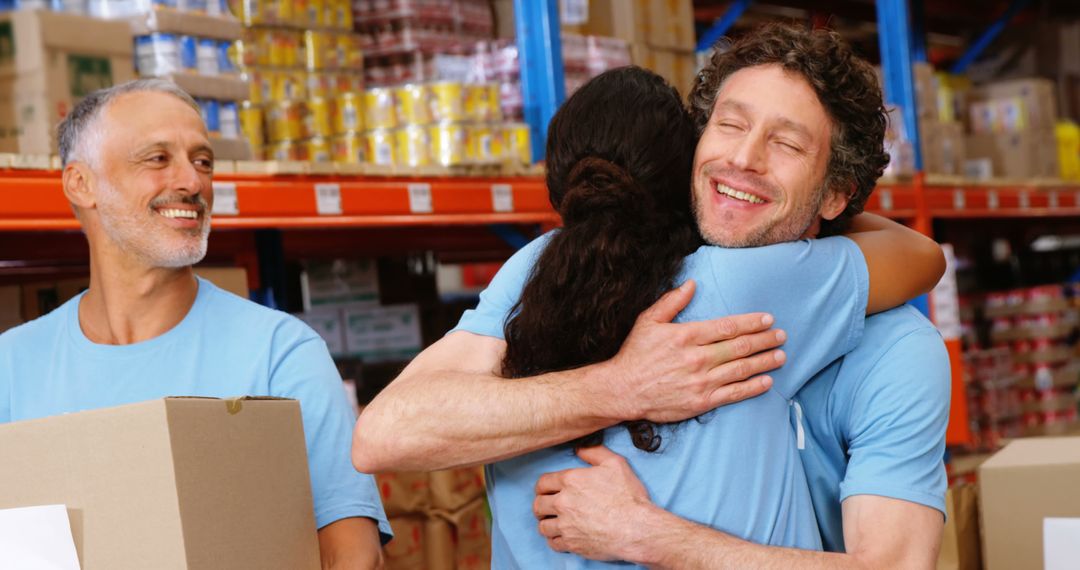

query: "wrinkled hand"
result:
(534, 446), (657, 562)
(601, 280), (786, 423)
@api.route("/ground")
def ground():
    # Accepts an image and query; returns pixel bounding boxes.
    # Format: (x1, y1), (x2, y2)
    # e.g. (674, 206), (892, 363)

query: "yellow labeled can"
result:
(332, 132), (366, 164)
(338, 34), (362, 71)
(366, 129), (396, 166)
(429, 81), (466, 122)
(430, 122), (468, 166)
(395, 125), (433, 168)
(396, 83), (433, 126)
(266, 101), (305, 143)
(239, 101), (265, 148)
(469, 123), (502, 164)
(504, 122), (532, 165)
(333, 73), (363, 95)
(306, 72), (332, 99)
(305, 0), (325, 27)
(242, 68), (268, 105)
(333, 0), (352, 30)
(364, 87), (397, 130)
(465, 83), (501, 122)
(334, 93), (364, 134)
(306, 97), (335, 138)
(269, 140), (303, 161)
(306, 137), (332, 163)
(303, 30), (330, 71)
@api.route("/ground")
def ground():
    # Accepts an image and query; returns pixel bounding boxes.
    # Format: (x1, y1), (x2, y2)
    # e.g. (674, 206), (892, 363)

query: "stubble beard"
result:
(95, 177), (211, 268)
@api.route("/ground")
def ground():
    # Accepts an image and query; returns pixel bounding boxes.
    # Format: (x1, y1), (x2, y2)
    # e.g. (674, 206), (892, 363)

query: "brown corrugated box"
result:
(0, 10), (134, 154)
(376, 471), (432, 517)
(126, 8), (243, 41)
(385, 516), (426, 570)
(580, 0), (650, 45)
(630, 44), (697, 100)
(0, 284), (20, 332)
(0, 397), (321, 569)
(646, 0), (695, 51)
(978, 436), (1080, 570)
(964, 128), (1059, 178)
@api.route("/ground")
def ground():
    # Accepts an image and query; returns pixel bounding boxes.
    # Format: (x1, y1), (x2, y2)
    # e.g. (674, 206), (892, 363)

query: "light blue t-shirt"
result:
(795, 304), (949, 552)
(453, 231), (869, 568)
(0, 278), (392, 543)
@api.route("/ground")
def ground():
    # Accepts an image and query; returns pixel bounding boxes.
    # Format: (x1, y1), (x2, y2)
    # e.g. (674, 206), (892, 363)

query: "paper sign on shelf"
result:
(315, 183), (343, 215)
(491, 184), (514, 212)
(212, 182), (239, 215)
(1044, 518), (1080, 570)
(407, 183), (433, 214)
(0, 504), (81, 570)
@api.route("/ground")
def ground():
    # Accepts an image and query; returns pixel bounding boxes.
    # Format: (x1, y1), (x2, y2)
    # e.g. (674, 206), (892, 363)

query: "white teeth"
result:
(715, 183), (765, 205)
(158, 208), (198, 219)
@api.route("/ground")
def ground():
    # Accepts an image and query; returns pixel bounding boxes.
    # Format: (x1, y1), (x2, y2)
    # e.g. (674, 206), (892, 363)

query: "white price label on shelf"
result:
(212, 182), (238, 216)
(987, 190), (999, 210)
(1019, 191), (1030, 209)
(491, 184), (514, 212)
(878, 189), (893, 211)
(408, 183), (433, 213)
(315, 183), (342, 215)
(952, 189), (965, 210)
(1049, 191), (1060, 209)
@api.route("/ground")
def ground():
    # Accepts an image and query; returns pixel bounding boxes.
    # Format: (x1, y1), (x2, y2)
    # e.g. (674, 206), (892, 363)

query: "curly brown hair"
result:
(688, 23), (889, 237)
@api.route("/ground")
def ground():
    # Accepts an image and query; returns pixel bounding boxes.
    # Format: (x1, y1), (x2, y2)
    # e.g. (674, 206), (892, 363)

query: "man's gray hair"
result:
(58, 78), (200, 167)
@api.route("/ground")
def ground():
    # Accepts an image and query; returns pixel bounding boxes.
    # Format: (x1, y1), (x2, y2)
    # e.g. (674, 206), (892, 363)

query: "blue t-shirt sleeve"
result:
(451, 232), (553, 340)
(839, 327), (950, 515)
(696, 236), (868, 400)
(269, 326), (393, 544)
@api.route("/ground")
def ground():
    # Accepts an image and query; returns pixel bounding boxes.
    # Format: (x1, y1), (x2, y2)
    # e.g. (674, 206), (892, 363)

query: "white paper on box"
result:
(343, 303), (423, 362)
(0, 504), (81, 570)
(1045, 518), (1080, 570)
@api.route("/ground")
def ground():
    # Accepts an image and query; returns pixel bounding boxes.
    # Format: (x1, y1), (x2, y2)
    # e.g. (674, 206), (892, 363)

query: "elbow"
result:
(921, 239), (947, 294)
(351, 411), (391, 474)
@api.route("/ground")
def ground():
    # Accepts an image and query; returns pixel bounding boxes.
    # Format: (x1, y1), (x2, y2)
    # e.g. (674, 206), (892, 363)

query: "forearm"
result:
(318, 517), (384, 570)
(354, 362), (621, 472)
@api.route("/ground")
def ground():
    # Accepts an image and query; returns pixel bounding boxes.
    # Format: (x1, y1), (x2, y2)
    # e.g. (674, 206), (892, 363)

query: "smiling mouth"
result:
(713, 182), (766, 205)
(156, 208), (199, 220)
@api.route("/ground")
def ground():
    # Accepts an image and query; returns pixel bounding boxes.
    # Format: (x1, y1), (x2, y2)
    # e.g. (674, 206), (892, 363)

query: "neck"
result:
(79, 243), (199, 345)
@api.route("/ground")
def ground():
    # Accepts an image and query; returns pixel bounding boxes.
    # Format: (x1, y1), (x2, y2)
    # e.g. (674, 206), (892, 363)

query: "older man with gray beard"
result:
(0, 79), (391, 569)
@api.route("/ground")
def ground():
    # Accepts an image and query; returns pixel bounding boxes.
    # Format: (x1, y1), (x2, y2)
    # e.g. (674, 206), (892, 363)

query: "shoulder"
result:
(0, 296), (75, 352)
(197, 279), (319, 344)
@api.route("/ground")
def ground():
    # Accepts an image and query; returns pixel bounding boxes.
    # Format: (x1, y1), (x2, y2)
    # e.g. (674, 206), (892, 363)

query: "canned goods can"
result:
(266, 101), (305, 143)
(135, 33), (181, 77)
(263, 0), (294, 25)
(198, 99), (221, 134)
(239, 101), (265, 147)
(233, 37), (259, 68)
(331, 133), (366, 164)
(306, 137), (332, 163)
(396, 83), (433, 125)
(364, 87), (397, 130)
(469, 123), (502, 164)
(269, 140), (303, 161)
(338, 34), (362, 70)
(197, 38), (219, 75)
(365, 129), (396, 166)
(465, 83), (498, 122)
(334, 93), (364, 134)
(505, 122), (532, 165)
(306, 72), (332, 99)
(305, 0), (325, 27)
(219, 101), (240, 139)
(333, 0), (352, 29)
(429, 81), (466, 122)
(332, 73), (363, 95)
(218, 40), (235, 74)
(306, 97), (335, 138)
(430, 122), (468, 166)
(234, 0), (264, 25)
(270, 70), (306, 102)
(241, 69), (268, 105)
(395, 125), (432, 167)
(304, 30), (330, 71)
(179, 35), (198, 71)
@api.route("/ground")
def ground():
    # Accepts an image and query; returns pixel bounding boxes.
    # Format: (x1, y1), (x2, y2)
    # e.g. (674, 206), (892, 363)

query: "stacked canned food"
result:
(13, 0), (230, 15)
(360, 81), (530, 168)
(229, 0), (366, 161)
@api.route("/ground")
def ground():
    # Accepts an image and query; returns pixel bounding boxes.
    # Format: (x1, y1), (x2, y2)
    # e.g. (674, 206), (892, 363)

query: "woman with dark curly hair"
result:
(478, 65), (943, 567)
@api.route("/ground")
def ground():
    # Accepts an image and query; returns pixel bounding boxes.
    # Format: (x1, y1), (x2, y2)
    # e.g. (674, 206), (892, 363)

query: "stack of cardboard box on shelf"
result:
(377, 468), (490, 569)
(965, 78), (1061, 179)
(560, 0), (697, 99)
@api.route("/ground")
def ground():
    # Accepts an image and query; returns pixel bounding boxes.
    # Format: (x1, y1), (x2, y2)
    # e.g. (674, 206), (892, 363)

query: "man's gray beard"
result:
(693, 181), (828, 248)
(95, 178), (211, 268)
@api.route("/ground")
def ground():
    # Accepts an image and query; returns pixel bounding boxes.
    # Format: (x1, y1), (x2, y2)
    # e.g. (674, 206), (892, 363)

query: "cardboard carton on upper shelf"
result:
(645, 0), (695, 51)
(630, 44), (697, 101)
(978, 436), (1080, 570)
(969, 78), (1059, 133)
(0, 10), (134, 154)
(0, 397), (321, 570)
(126, 7), (243, 40)
(578, 0), (650, 45)
(964, 128), (1059, 179)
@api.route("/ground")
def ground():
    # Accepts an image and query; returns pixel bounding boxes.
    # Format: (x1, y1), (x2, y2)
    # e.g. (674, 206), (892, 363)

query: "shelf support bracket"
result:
(950, 0), (1032, 74)
(696, 0), (754, 53)
(514, 0), (565, 163)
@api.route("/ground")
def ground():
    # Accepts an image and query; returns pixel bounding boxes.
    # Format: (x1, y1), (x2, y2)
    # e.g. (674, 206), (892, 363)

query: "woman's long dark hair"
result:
(501, 67), (702, 452)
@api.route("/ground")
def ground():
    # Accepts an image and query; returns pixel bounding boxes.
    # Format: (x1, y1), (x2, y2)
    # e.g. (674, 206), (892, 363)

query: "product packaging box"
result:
(385, 516), (427, 570)
(429, 466), (486, 512)
(978, 436), (1080, 570)
(630, 44), (697, 100)
(0, 10), (134, 154)
(343, 303), (423, 362)
(428, 497), (491, 570)
(0, 397), (321, 570)
(964, 128), (1059, 178)
(646, 0), (695, 51)
(969, 78), (1059, 134)
(376, 471), (432, 517)
(580, 0), (650, 45)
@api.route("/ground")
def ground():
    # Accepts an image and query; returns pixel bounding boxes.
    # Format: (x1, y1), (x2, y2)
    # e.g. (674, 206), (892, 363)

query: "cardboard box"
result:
(970, 78), (1059, 132)
(424, 516), (455, 570)
(630, 44), (697, 100)
(20, 277), (89, 321)
(580, 0), (650, 45)
(0, 397), (321, 569)
(978, 436), (1080, 570)
(429, 466), (486, 512)
(194, 266), (249, 298)
(0, 10), (134, 154)
(0, 284), (20, 332)
(165, 73), (250, 101)
(913, 61), (937, 119)
(965, 129), (1059, 178)
(646, 0), (695, 51)
(301, 259), (380, 310)
(209, 135), (254, 161)
(384, 516), (426, 570)
(343, 303), (423, 362)
(127, 9), (243, 41)
(921, 120), (966, 175)
(443, 498), (491, 570)
(937, 484), (982, 570)
(376, 471), (432, 517)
